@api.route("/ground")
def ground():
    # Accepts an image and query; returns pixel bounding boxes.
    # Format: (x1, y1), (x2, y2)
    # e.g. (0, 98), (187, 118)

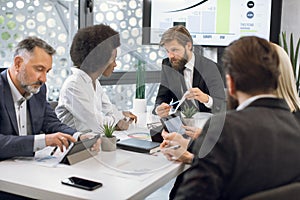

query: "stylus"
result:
(169, 100), (180, 106)
(50, 146), (58, 156)
(151, 145), (181, 154)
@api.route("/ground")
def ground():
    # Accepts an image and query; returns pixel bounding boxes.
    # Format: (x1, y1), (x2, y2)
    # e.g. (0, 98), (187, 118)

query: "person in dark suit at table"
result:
(166, 36), (300, 199)
(153, 25), (226, 117)
(0, 36), (84, 161)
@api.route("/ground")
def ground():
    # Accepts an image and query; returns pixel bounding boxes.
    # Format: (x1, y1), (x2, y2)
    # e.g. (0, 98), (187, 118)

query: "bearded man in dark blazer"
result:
(0, 37), (79, 161)
(172, 36), (300, 199)
(153, 25), (226, 117)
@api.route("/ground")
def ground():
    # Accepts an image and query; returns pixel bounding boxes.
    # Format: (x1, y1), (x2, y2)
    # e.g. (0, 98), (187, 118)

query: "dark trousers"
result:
(169, 173), (184, 199)
(0, 191), (35, 200)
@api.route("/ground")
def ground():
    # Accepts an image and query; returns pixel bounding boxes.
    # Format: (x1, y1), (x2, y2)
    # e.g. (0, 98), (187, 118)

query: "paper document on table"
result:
(14, 147), (65, 167)
(98, 150), (173, 179)
(170, 91), (189, 115)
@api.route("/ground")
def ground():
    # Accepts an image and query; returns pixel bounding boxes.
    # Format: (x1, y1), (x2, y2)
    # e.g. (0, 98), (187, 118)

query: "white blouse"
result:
(56, 68), (123, 133)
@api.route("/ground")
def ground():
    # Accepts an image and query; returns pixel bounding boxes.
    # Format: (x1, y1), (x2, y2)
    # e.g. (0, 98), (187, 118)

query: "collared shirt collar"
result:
(7, 70), (32, 105)
(71, 67), (93, 84)
(185, 52), (195, 71)
(236, 94), (277, 111)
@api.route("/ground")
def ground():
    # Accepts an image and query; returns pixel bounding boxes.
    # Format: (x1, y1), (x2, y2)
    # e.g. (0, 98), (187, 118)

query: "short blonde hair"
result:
(272, 43), (300, 112)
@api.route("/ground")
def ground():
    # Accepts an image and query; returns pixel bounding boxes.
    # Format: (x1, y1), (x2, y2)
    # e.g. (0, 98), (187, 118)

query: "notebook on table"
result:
(117, 138), (160, 154)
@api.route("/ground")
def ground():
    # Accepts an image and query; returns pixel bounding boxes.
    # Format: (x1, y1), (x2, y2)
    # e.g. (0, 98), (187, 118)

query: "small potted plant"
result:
(181, 105), (198, 126)
(100, 121), (117, 151)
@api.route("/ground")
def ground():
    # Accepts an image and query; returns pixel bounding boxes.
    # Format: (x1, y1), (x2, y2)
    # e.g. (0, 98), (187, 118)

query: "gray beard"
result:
(21, 84), (41, 94)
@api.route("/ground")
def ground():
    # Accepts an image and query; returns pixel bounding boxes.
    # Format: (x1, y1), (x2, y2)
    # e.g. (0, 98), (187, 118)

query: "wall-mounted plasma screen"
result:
(143, 0), (282, 47)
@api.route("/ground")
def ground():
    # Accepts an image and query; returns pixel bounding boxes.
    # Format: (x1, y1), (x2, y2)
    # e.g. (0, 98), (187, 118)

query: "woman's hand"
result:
(122, 111), (137, 123)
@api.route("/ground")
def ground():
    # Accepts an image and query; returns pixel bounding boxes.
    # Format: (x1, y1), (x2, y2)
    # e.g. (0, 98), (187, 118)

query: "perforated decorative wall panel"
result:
(0, 0), (78, 101)
(0, 0), (163, 110)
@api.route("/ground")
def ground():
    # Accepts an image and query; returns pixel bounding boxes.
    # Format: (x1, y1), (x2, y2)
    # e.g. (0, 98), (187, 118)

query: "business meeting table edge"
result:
(0, 148), (188, 200)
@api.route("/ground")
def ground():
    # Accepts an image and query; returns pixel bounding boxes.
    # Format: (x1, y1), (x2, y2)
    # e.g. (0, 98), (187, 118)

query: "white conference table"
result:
(0, 125), (189, 200)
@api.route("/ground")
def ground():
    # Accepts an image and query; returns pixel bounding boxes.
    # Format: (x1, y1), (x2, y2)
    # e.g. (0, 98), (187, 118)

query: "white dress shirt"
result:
(56, 68), (124, 133)
(7, 71), (45, 151)
(236, 94), (277, 111)
(184, 53), (213, 108)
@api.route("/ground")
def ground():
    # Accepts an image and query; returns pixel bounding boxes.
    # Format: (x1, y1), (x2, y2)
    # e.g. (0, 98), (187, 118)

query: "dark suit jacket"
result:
(175, 98), (300, 200)
(0, 70), (76, 161)
(294, 110), (300, 120)
(154, 48), (226, 114)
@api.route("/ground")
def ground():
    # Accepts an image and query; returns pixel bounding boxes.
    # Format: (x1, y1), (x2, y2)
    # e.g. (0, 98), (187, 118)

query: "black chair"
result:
(242, 183), (300, 200)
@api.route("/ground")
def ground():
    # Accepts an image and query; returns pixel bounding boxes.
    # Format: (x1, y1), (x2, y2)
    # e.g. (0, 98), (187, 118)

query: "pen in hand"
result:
(50, 146), (58, 156)
(152, 145), (181, 154)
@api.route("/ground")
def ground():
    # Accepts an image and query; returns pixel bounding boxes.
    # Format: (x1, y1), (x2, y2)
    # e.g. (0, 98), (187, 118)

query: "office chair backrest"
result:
(242, 182), (300, 200)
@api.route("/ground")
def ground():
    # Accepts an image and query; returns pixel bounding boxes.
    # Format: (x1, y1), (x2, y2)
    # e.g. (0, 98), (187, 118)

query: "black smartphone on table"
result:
(61, 176), (103, 191)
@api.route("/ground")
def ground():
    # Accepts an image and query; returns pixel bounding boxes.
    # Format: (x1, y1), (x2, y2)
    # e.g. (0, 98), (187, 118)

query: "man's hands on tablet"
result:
(46, 132), (76, 152)
(160, 130), (194, 164)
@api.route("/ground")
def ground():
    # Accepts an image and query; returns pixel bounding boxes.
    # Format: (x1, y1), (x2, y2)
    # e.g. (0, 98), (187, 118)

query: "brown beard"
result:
(171, 58), (187, 72)
(227, 91), (239, 110)
(170, 51), (188, 72)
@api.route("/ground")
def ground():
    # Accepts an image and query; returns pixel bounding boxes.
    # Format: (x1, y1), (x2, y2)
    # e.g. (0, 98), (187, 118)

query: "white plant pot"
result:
(183, 118), (195, 127)
(133, 98), (147, 113)
(193, 112), (213, 128)
(101, 136), (117, 151)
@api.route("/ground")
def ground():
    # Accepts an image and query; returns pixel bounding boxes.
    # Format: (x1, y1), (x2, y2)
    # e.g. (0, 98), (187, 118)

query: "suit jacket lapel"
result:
(192, 56), (201, 88)
(2, 71), (19, 134)
(192, 55), (203, 110)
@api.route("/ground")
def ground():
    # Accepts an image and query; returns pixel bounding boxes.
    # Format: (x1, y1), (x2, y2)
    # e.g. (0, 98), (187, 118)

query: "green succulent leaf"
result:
(280, 31), (300, 94)
(182, 105), (197, 118)
(100, 121), (116, 138)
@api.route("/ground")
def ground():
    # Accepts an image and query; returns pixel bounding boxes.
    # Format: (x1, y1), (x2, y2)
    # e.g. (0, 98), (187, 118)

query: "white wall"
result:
(281, 0), (300, 72)
(281, 0), (300, 41)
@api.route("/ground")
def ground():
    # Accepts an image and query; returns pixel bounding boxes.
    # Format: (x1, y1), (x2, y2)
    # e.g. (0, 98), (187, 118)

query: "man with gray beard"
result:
(0, 36), (79, 161)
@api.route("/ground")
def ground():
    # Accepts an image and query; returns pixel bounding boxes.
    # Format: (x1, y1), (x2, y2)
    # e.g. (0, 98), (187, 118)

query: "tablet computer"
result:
(160, 113), (186, 135)
(117, 138), (160, 154)
(60, 135), (100, 164)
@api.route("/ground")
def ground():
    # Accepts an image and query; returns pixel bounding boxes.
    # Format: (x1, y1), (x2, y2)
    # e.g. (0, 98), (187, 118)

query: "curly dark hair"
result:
(70, 24), (120, 73)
